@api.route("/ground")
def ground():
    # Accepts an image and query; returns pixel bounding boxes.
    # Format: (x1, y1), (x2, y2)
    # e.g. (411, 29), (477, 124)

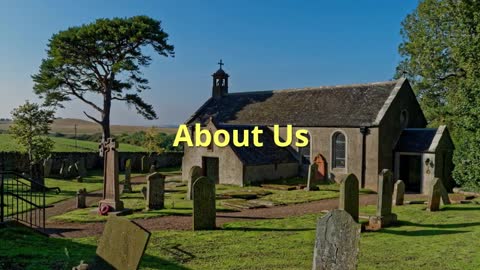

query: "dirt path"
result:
(44, 177), (427, 238)
(45, 194), (384, 238)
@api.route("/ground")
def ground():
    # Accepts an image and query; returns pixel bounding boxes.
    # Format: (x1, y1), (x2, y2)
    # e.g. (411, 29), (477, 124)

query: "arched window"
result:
(332, 132), (346, 168)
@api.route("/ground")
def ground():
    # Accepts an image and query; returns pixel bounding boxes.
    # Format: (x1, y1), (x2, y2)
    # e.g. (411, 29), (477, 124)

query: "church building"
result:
(181, 62), (455, 193)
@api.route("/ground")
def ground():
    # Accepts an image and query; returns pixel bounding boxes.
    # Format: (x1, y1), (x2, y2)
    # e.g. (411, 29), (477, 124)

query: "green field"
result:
(2, 202), (480, 270)
(0, 134), (146, 152)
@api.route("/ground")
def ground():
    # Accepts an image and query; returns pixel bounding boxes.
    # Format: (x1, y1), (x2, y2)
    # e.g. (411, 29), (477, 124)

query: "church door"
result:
(314, 154), (327, 181)
(399, 154), (422, 193)
(202, 157), (219, 184)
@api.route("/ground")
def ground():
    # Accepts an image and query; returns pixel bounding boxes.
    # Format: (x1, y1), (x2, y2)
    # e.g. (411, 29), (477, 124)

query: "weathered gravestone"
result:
(393, 180), (405, 206)
(59, 161), (67, 178)
(123, 159), (132, 193)
(98, 138), (129, 214)
(67, 164), (77, 178)
(367, 169), (397, 230)
(305, 163), (320, 191)
(43, 158), (53, 178)
(193, 176), (216, 230)
(75, 159), (87, 178)
(146, 172), (165, 210)
(76, 188), (87, 209)
(312, 209), (361, 270)
(90, 216), (151, 270)
(187, 166), (203, 200)
(149, 164), (156, 173)
(427, 178), (442, 211)
(339, 174), (359, 222)
(439, 179), (451, 205)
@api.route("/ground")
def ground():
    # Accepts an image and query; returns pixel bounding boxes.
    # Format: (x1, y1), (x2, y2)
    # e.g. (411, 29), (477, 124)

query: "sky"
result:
(0, 0), (418, 126)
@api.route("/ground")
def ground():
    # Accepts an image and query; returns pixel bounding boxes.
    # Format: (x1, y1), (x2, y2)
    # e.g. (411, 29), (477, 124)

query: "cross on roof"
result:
(218, 59), (224, 69)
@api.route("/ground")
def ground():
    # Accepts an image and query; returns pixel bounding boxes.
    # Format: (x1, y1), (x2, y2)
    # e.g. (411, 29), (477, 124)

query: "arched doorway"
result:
(314, 153), (327, 181)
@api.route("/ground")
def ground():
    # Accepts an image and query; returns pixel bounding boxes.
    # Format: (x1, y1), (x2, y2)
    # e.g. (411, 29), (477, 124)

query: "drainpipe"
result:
(360, 127), (370, 188)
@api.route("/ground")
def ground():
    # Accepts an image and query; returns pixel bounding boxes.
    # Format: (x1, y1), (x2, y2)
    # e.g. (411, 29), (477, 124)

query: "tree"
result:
(143, 127), (164, 154)
(10, 102), (55, 185)
(32, 16), (174, 140)
(397, 0), (480, 189)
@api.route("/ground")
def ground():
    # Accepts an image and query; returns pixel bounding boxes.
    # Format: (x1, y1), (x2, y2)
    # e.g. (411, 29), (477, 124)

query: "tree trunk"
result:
(102, 78), (113, 140)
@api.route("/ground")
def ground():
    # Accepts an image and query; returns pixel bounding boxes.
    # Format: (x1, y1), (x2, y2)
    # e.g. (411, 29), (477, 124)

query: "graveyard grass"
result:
(0, 134), (146, 152)
(2, 202), (480, 269)
(49, 180), (373, 223)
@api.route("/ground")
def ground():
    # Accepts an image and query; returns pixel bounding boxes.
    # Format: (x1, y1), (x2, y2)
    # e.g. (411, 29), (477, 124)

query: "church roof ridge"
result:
(226, 79), (400, 96)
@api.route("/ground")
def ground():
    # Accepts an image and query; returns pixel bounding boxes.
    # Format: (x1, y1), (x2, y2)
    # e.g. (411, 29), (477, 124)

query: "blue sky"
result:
(0, 0), (418, 126)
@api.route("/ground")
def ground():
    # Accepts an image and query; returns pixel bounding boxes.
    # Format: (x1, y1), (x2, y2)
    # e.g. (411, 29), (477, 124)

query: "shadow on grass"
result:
(0, 227), (191, 270)
(381, 228), (469, 237)
(441, 206), (480, 211)
(397, 220), (480, 229)
(222, 226), (313, 232)
(216, 215), (278, 220)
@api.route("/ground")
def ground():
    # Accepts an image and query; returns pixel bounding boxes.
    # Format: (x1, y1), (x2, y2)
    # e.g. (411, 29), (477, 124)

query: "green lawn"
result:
(2, 203), (480, 269)
(49, 180), (369, 223)
(0, 134), (146, 152)
(2, 171), (142, 216)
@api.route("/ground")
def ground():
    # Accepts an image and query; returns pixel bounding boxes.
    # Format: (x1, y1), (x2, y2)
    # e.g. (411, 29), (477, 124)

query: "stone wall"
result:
(0, 151), (183, 173)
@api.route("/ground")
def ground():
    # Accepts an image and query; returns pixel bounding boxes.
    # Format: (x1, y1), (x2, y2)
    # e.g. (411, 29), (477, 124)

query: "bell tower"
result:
(212, 59), (229, 98)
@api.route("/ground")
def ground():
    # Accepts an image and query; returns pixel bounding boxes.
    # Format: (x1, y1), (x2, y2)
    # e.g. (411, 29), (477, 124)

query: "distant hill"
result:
(0, 118), (177, 135)
(0, 134), (146, 152)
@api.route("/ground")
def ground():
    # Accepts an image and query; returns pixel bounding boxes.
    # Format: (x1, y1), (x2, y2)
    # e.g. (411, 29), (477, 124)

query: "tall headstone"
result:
(43, 158), (53, 178)
(305, 163), (320, 191)
(76, 188), (87, 209)
(193, 176), (216, 230)
(339, 174), (359, 222)
(393, 180), (405, 206)
(123, 159), (132, 193)
(187, 166), (203, 200)
(427, 178), (442, 211)
(367, 169), (397, 230)
(312, 209), (360, 270)
(146, 172), (165, 210)
(94, 216), (151, 270)
(99, 138), (125, 212)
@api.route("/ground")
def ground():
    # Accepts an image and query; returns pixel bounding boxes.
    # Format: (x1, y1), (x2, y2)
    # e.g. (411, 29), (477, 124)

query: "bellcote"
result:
(212, 59), (229, 98)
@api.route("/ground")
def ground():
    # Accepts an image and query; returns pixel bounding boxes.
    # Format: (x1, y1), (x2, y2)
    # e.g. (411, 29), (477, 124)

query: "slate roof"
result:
(217, 124), (298, 165)
(187, 79), (403, 127)
(395, 128), (437, 153)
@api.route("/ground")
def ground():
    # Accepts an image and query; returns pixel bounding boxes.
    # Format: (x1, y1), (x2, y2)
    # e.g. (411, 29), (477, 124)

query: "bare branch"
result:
(83, 111), (102, 124)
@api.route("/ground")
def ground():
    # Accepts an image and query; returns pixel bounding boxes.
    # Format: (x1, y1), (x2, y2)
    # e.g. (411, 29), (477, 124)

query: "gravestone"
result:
(146, 172), (165, 210)
(59, 161), (67, 178)
(98, 138), (127, 214)
(393, 180), (405, 206)
(123, 159), (132, 193)
(76, 188), (87, 209)
(427, 178), (442, 211)
(439, 179), (451, 205)
(141, 187), (147, 200)
(193, 176), (216, 230)
(75, 159), (87, 178)
(43, 158), (52, 178)
(367, 169), (397, 230)
(67, 164), (77, 177)
(141, 156), (150, 173)
(94, 216), (151, 270)
(305, 163), (320, 191)
(339, 174), (359, 222)
(312, 209), (360, 270)
(187, 166), (203, 200)
(149, 164), (156, 173)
